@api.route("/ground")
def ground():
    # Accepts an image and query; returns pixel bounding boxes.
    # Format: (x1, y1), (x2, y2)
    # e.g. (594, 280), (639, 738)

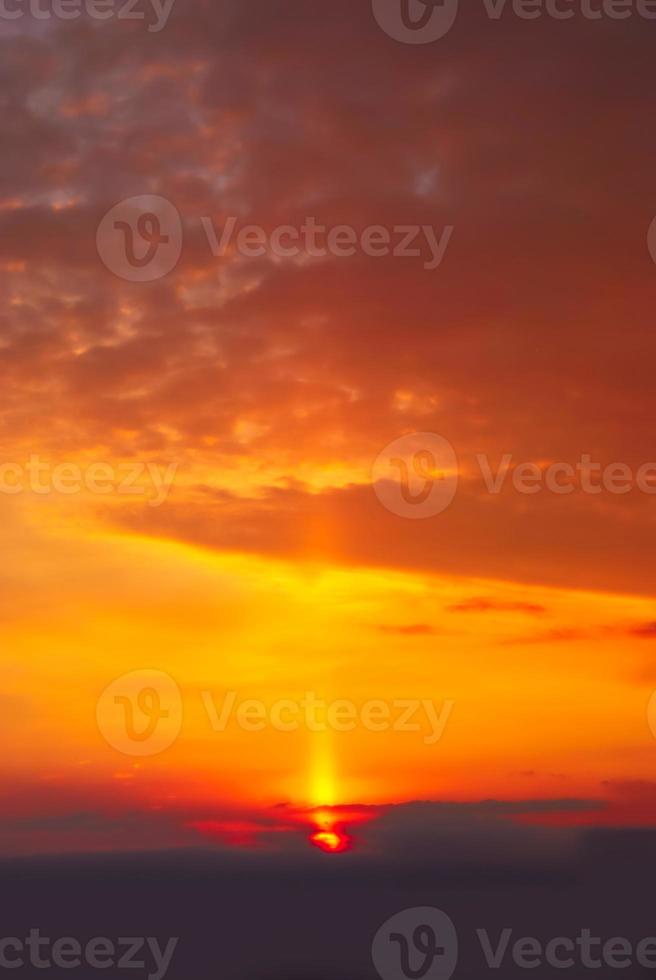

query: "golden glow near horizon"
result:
(3, 492), (656, 827)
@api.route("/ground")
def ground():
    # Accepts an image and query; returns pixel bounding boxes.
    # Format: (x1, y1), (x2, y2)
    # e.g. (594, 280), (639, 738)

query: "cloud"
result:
(502, 627), (587, 646)
(0, 3), (654, 600)
(376, 623), (436, 635)
(518, 781), (656, 829)
(505, 620), (656, 646)
(446, 598), (547, 615)
(629, 622), (656, 639)
(0, 789), (607, 862)
(101, 481), (656, 598)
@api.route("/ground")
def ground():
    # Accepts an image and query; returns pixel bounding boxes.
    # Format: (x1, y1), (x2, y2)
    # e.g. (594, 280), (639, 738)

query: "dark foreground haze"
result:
(2, 829), (656, 980)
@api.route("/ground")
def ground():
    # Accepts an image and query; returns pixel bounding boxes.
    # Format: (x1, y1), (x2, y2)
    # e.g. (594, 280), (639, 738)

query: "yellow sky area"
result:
(1, 496), (656, 814)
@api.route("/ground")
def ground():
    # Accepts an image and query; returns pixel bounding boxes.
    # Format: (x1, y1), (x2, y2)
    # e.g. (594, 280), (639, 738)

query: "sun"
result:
(309, 828), (351, 853)
(307, 804), (352, 853)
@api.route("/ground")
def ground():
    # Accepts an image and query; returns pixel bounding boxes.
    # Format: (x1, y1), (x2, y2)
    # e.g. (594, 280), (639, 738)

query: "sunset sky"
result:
(2, 0), (656, 860)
